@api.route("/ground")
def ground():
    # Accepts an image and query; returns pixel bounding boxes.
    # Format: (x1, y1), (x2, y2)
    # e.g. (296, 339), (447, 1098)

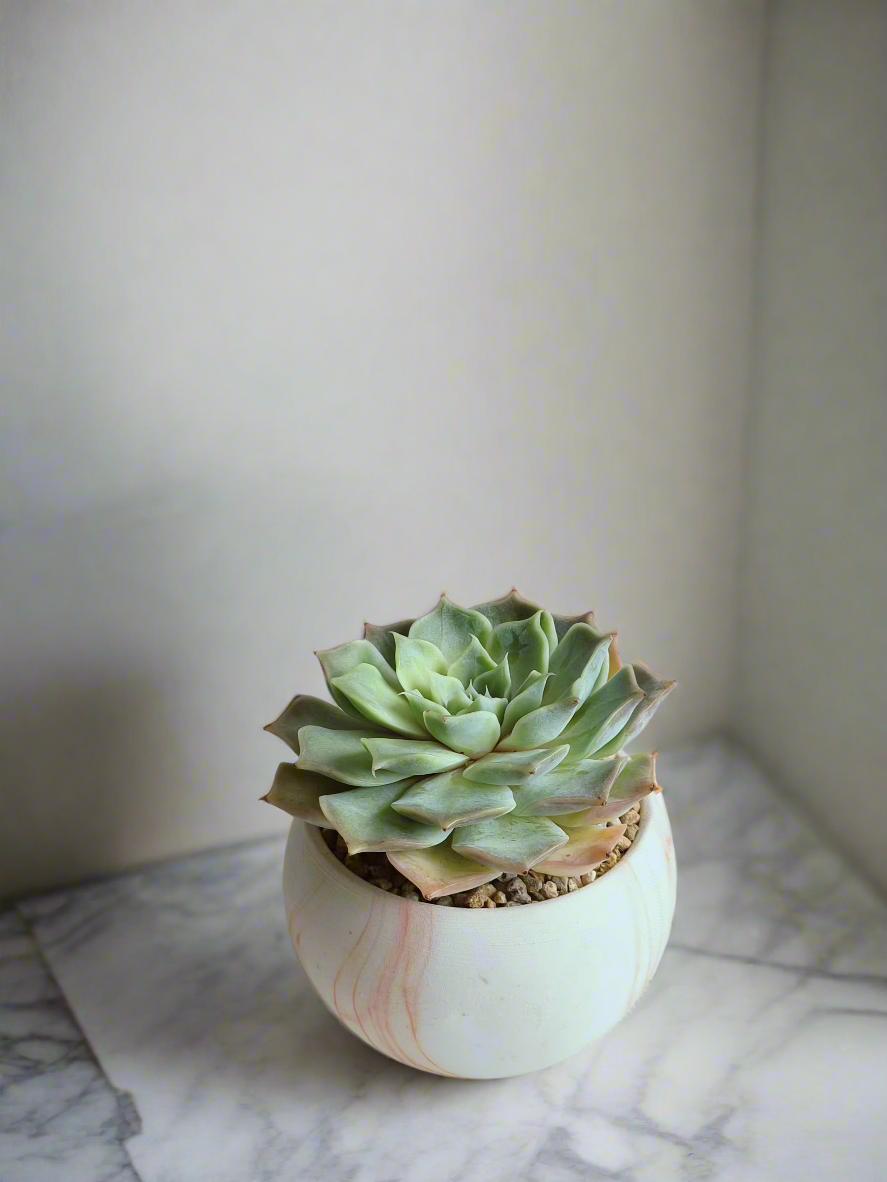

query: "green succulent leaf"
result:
(319, 783), (448, 854)
(593, 664), (677, 756)
(330, 664), (427, 738)
(538, 610), (558, 657)
(447, 635), (497, 686)
(488, 612), (550, 692)
(361, 737), (468, 779)
(472, 590), (542, 628)
(510, 755), (627, 816)
(532, 822), (627, 875)
(560, 752), (658, 825)
(462, 744), (569, 786)
(388, 839), (500, 900)
(408, 595), (493, 665)
(263, 763), (349, 824)
(556, 664), (645, 761)
(501, 670), (550, 734)
(423, 707), (501, 757)
(402, 688), (448, 726)
(297, 726), (407, 786)
(452, 814), (568, 873)
(472, 654), (511, 699)
(426, 671), (472, 713)
(393, 634), (448, 698)
(317, 639), (401, 717)
(498, 695), (583, 751)
(462, 690), (507, 723)
(363, 618), (414, 667)
(543, 623), (612, 705)
(263, 694), (372, 756)
(552, 609), (596, 643)
(588, 633), (619, 695)
(392, 770), (515, 829)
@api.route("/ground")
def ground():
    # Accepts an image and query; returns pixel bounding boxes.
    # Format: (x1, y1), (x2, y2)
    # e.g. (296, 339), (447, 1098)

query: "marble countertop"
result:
(3, 740), (887, 1182)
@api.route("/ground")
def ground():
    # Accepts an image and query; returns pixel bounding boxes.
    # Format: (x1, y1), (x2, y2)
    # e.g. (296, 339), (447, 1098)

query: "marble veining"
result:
(7, 740), (887, 1181)
(0, 909), (139, 1182)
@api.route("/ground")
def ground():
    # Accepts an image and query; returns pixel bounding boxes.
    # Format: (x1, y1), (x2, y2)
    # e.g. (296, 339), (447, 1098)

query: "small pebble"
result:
(466, 889), (488, 908)
(505, 901), (521, 907)
(553, 878), (569, 896)
(492, 890), (507, 905)
(540, 880), (559, 900)
(579, 871), (596, 886)
(566, 877), (580, 892)
(345, 856), (369, 879)
(435, 896), (454, 906)
(370, 878), (393, 891)
(399, 886), (420, 901)
(626, 824), (639, 840)
(496, 871), (519, 882)
(623, 809), (640, 825)
(484, 898), (496, 908)
(505, 879), (531, 904)
(615, 836), (632, 853)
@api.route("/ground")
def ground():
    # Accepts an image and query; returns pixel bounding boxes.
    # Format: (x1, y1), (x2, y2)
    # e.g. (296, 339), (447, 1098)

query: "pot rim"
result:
(299, 788), (664, 916)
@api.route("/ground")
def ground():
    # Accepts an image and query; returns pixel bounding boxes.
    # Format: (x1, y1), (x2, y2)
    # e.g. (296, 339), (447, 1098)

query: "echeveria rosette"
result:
(264, 592), (675, 899)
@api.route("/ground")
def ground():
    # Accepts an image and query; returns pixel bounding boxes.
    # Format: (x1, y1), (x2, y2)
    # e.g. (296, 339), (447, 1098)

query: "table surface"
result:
(3, 739), (887, 1182)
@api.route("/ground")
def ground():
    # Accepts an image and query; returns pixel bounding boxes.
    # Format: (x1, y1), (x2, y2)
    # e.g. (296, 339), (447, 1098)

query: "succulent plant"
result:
(263, 592), (675, 899)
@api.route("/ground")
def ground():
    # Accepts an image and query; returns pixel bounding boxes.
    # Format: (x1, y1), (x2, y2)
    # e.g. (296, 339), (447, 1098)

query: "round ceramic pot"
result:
(283, 792), (676, 1079)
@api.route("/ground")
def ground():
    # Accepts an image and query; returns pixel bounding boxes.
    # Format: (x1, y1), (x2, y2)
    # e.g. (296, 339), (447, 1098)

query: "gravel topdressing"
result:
(321, 807), (640, 908)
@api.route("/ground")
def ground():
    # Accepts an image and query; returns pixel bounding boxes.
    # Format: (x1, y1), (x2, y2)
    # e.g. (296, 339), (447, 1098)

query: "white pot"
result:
(283, 792), (676, 1079)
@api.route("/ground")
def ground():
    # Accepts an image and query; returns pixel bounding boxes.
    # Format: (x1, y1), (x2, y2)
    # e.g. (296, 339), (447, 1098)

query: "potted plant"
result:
(264, 591), (676, 1079)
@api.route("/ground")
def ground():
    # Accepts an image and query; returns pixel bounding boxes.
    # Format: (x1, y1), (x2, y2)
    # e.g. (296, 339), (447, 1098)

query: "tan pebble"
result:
(435, 896), (454, 906)
(344, 856), (369, 879)
(566, 877), (580, 892)
(540, 880), (559, 899)
(370, 878), (392, 891)
(476, 882), (496, 899)
(554, 878), (569, 895)
(484, 898), (496, 908)
(492, 890), (507, 905)
(615, 836), (632, 853)
(626, 824), (639, 840)
(623, 809), (640, 825)
(466, 890), (488, 908)
(579, 871), (596, 886)
(505, 900), (522, 907)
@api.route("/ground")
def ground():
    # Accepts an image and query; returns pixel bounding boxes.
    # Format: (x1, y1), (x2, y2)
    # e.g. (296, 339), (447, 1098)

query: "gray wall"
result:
(736, 0), (887, 890)
(1, 2), (765, 897)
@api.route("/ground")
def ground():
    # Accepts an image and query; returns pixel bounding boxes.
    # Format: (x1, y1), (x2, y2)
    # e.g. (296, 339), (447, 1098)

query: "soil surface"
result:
(322, 809), (640, 907)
